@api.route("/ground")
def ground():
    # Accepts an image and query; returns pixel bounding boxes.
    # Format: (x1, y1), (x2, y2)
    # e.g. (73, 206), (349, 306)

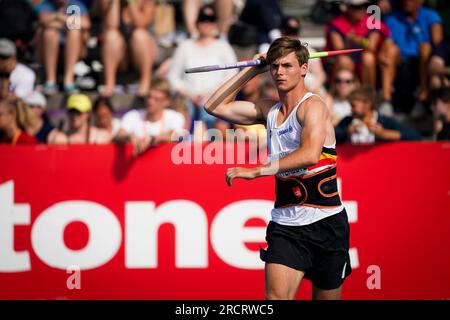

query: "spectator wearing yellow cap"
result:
(48, 93), (111, 144)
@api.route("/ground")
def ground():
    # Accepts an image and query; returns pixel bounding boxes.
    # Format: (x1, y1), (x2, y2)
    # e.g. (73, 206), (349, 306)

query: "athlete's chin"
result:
(276, 83), (294, 93)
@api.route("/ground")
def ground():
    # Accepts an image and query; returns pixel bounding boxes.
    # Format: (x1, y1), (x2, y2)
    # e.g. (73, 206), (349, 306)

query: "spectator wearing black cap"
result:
(0, 38), (36, 99)
(168, 4), (237, 135)
(183, 0), (235, 39)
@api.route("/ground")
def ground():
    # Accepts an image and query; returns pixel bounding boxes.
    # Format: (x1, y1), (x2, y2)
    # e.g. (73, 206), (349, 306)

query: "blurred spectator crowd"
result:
(0, 0), (450, 153)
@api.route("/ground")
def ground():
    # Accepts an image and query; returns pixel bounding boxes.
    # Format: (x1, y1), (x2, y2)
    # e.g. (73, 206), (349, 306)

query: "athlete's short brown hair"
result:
(266, 36), (309, 66)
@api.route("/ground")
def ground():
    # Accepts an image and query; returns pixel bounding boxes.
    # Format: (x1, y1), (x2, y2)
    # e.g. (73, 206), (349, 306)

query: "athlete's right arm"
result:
(204, 64), (274, 125)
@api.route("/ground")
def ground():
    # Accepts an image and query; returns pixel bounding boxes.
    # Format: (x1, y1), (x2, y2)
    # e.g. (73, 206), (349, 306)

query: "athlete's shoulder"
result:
(302, 95), (328, 113)
(297, 94), (328, 124)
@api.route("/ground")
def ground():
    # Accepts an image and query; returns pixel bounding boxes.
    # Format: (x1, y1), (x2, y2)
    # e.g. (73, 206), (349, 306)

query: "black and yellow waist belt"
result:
(274, 165), (342, 209)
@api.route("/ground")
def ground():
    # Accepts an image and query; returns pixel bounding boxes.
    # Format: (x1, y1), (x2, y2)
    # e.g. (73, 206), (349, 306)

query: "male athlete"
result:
(204, 37), (352, 300)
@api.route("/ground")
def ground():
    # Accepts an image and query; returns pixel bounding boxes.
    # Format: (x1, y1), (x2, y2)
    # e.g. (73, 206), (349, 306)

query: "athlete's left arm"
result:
(226, 98), (327, 186)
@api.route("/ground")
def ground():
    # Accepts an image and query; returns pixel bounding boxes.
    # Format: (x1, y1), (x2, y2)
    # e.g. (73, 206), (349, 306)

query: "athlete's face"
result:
(270, 51), (307, 93)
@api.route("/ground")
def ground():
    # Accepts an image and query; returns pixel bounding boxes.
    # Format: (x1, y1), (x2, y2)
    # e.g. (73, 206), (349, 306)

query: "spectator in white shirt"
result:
(168, 4), (237, 131)
(116, 78), (185, 156)
(0, 38), (36, 99)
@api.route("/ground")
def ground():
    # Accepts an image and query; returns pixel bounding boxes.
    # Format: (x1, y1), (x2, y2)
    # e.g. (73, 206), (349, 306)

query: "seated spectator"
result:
(0, 97), (37, 145)
(429, 35), (450, 92)
(0, 39), (36, 98)
(34, 0), (91, 95)
(183, 0), (235, 39)
(432, 87), (450, 140)
(281, 16), (327, 97)
(24, 91), (56, 143)
(48, 93), (111, 144)
(335, 86), (421, 143)
(325, 0), (396, 109)
(115, 78), (185, 155)
(385, 0), (443, 114)
(98, 0), (157, 97)
(168, 4), (237, 132)
(325, 67), (360, 126)
(92, 97), (121, 141)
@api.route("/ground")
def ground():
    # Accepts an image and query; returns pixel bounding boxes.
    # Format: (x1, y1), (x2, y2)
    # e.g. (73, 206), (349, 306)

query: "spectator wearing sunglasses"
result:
(325, 67), (360, 126)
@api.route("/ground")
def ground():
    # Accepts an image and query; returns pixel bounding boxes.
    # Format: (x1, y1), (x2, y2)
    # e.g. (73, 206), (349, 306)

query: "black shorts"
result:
(260, 209), (352, 290)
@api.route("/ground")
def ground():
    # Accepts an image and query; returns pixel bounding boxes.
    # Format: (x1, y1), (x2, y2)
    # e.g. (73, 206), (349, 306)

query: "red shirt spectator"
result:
(0, 98), (37, 145)
(326, 14), (390, 51)
(12, 130), (37, 145)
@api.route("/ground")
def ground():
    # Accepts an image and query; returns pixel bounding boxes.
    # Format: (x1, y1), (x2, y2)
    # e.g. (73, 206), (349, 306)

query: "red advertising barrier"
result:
(0, 142), (449, 300)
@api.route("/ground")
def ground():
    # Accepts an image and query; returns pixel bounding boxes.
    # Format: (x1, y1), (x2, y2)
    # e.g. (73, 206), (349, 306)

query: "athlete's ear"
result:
(300, 63), (308, 77)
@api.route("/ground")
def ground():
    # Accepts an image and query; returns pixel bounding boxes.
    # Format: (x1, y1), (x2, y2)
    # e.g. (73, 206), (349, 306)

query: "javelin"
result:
(185, 48), (363, 73)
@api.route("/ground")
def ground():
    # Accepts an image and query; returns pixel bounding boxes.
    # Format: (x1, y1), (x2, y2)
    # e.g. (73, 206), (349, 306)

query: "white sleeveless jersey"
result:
(266, 92), (344, 226)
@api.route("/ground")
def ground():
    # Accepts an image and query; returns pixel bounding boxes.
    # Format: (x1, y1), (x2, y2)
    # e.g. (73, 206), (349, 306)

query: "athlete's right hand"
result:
(252, 53), (269, 74)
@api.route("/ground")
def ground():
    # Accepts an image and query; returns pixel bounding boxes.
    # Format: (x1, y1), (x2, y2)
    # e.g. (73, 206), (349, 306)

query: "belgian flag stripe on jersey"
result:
(307, 147), (337, 171)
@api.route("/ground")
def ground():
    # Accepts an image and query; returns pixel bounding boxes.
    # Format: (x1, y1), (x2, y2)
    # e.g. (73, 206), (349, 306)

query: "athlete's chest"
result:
(268, 115), (303, 154)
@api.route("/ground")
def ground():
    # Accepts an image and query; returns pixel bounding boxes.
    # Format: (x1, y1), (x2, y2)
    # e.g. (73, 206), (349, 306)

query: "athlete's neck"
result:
(279, 87), (308, 111)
